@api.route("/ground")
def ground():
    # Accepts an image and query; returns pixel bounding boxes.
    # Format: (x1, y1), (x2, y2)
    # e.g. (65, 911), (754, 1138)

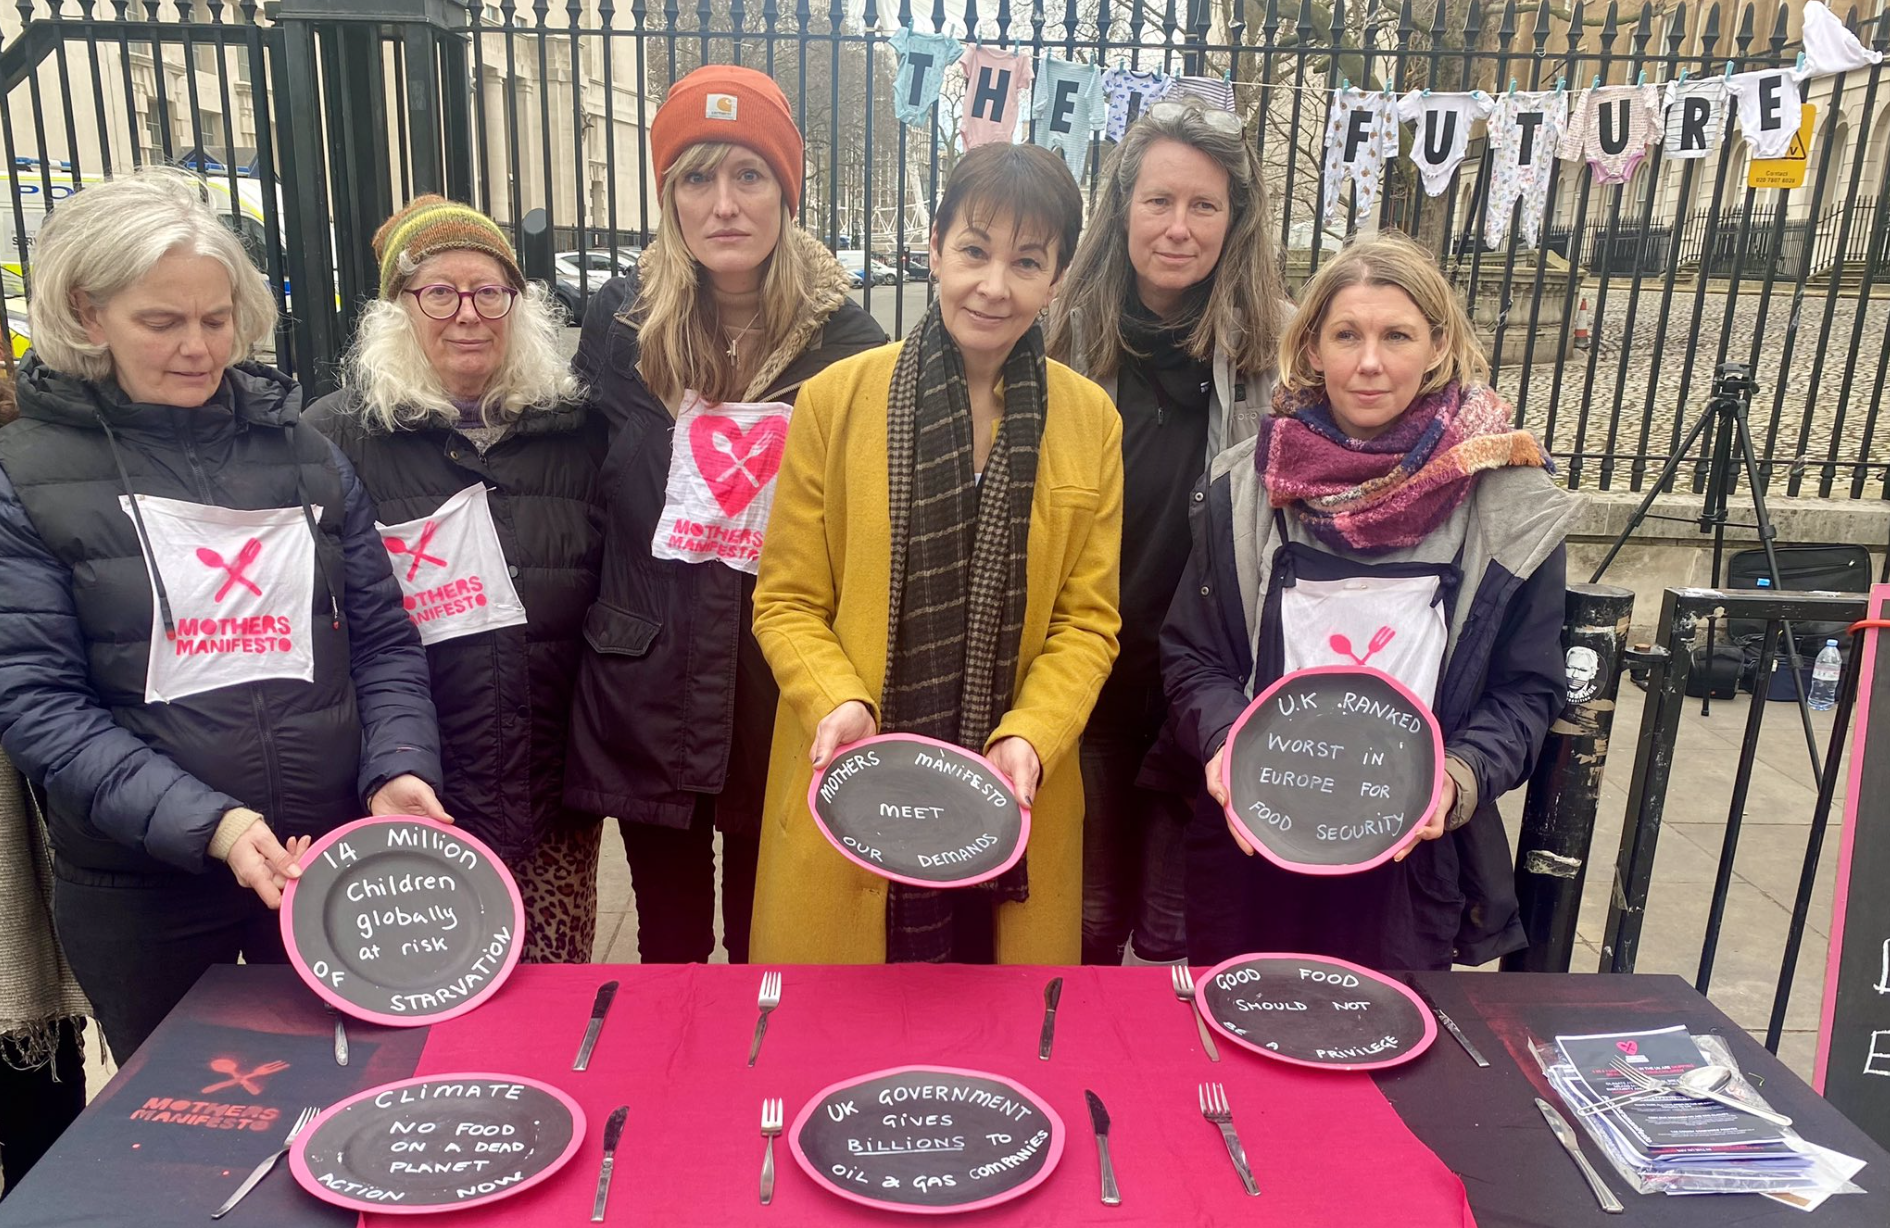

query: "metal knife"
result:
(1534, 1097), (1624, 1214)
(331, 1012), (350, 1067)
(1402, 975), (1489, 1067)
(573, 980), (620, 1072)
(1085, 1089), (1121, 1206)
(1038, 976), (1063, 1060)
(591, 1105), (628, 1222)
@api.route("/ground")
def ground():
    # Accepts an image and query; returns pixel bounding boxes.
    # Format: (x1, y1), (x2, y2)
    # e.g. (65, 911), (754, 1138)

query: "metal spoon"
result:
(1674, 1065), (1794, 1127)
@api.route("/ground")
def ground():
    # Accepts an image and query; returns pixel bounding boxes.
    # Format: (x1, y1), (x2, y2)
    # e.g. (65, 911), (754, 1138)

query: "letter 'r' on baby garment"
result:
(1727, 70), (1801, 159)
(1662, 78), (1729, 159)
(889, 26), (965, 127)
(960, 45), (1035, 148)
(1396, 90), (1493, 196)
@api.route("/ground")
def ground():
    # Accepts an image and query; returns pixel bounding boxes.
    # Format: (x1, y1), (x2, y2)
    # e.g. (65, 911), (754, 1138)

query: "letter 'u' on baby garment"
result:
(1484, 90), (1568, 250)
(1727, 70), (1801, 159)
(1396, 90), (1493, 196)
(1558, 84), (1663, 186)
(1321, 88), (1399, 228)
(1663, 78), (1729, 159)
(960, 45), (1035, 148)
(889, 26), (965, 126)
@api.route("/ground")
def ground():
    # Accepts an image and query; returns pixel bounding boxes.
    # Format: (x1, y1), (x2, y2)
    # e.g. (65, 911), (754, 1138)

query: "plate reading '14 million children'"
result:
(281, 816), (525, 1025)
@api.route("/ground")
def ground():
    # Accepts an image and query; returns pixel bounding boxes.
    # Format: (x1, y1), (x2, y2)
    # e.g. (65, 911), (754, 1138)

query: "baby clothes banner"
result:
(1032, 57), (1105, 178)
(960, 45), (1034, 147)
(119, 494), (319, 704)
(1662, 78), (1729, 159)
(1800, 0), (1884, 75)
(1173, 75), (1236, 113)
(1102, 66), (1176, 140)
(889, 26), (964, 125)
(1321, 88), (1399, 227)
(375, 482), (529, 647)
(652, 392), (793, 575)
(1485, 90), (1568, 249)
(1397, 90), (1492, 196)
(1559, 84), (1663, 185)
(1728, 70), (1801, 157)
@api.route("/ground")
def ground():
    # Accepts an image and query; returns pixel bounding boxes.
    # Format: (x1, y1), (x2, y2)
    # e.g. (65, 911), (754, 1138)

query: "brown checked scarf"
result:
(879, 301), (1046, 963)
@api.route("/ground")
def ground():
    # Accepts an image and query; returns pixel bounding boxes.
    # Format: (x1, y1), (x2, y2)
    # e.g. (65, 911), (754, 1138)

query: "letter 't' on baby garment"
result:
(889, 26), (966, 127)
(1101, 66), (1177, 142)
(1727, 70), (1801, 158)
(1799, 0), (1884, 76)
(1662, 77), (1729, 159)
(1558, 83), (1663, 186)
(960, 45), (1035, 148)
(1032, 57), (1106, 178)
(1484, 90), (1569, 250)
(1396, 90), (1493, 196)
(1320, 87), (1399, 228)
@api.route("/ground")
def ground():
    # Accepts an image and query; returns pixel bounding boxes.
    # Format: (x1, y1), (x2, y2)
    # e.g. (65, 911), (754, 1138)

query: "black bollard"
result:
(519, 207), (554, 292)
(1501, 583), (1635, 972)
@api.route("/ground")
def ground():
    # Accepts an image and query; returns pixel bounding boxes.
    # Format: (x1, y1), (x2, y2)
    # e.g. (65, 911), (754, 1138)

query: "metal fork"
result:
(748, 971), (782, 1068)
(1171, 965), (1220, 1061)
(211, 1105), (321, 1219)
(759, 1098), (784, 1205)
(1198, 1083), (1260, 1196)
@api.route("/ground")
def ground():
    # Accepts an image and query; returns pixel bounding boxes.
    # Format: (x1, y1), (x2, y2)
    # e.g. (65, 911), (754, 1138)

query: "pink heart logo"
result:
(1616, 1040), (1639, 1056)
(688, 413), (789, 518)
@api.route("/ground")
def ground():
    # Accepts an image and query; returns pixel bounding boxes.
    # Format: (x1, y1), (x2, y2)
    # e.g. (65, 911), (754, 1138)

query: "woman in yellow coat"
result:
(750, 144), (1123, 965)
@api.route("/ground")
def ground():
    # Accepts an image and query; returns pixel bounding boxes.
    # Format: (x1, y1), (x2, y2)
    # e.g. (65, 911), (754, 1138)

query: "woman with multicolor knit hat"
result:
(308, 196), (605, 963)
(1163, 233), (1572, 973)
(564, 65), (884, 963)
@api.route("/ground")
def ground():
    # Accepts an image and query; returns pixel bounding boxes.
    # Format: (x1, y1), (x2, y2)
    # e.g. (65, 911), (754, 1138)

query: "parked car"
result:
(834, 249), (898, 287)
(899, 250), (930, 280)
(548, 247), (640, 322)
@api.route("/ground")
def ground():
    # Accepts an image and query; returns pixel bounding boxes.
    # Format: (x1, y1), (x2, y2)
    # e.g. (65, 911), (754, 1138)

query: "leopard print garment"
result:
(514, 820), (603, 964)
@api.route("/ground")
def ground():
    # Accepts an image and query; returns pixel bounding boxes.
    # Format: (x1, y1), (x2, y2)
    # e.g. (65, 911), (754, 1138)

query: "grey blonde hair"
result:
(1277, 232), (1488, 401)
(26, 166), (277, 382)
(1045, 101), (1287, 380)
(339, 249), (580, 430)
(630, 142), (821, 405)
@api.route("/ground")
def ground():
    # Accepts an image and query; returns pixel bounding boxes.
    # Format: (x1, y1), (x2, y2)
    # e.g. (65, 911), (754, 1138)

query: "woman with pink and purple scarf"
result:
(1161, 234), (1573, 971)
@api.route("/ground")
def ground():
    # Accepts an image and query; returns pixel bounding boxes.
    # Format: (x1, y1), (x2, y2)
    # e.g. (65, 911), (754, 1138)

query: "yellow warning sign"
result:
(1748, 103), (1816, 189)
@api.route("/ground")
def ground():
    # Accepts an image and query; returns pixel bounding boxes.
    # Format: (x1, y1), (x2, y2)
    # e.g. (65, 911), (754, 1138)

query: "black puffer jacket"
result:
(306, 391), (604, 864)
(0, 357), (441, 879)
(564, 231), (886, 831)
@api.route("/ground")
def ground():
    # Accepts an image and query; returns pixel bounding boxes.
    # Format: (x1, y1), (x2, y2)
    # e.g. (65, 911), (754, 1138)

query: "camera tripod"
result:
(1589, 363), (1823, 772)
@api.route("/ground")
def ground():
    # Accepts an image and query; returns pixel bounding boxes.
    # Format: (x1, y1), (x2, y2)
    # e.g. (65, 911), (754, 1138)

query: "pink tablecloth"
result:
(363, 963), (1474, 1227)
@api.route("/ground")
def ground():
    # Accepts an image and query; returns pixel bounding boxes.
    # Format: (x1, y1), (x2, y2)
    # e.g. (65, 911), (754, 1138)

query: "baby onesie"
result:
(1320, 88), (1399, 228)
(888, 26), (965, 126)
(1032, 58), (1106, 178)
(1101, 67), (1176, 141)
(1800, 0), (1884, 76)
(1173, 75), (1236, 113)
(1727, 70), (1801, 158)
(960, 45), (1035, 148)
(1396, 90), (1493, 196)
(1484, 90), (1568, 249)
(1662, 78), (1729, 159)
(1558, 84), (1663, 185)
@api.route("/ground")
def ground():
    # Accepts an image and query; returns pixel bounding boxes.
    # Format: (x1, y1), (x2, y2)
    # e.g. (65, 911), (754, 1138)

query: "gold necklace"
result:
(724, 306), (764, 363)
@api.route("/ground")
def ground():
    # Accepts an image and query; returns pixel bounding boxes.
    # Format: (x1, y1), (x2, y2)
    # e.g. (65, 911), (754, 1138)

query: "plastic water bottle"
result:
(1809, 640), (1842, 711)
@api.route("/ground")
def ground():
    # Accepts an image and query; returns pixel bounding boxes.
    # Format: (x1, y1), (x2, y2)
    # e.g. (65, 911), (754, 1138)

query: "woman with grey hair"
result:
(1044, 98), (1290, 968)
(307, 196), (604, 964)
(0, 167), (444, 1062)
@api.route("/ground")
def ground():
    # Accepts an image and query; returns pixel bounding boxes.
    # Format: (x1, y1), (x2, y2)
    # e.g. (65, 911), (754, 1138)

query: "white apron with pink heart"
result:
(1280, 574), (1449, 706)
(119, 493), (321, 704)
(375, 482), (528, 646)
(651, 391), (792, 575)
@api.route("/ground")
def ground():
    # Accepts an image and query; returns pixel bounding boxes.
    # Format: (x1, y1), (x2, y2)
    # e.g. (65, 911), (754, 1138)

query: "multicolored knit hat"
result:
(371, 196), (526, 300)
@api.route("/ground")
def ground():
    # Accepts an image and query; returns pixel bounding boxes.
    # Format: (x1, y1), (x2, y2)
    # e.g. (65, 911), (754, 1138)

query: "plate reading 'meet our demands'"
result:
(1196, 953), (1437, 1070)
(808, 734), (1029, 887)
(791, 1066), (1063, 1214)
(289, 1073), (583, 1214)
(1221, 666), (1443, 874)
(281, 816), (525, 1026)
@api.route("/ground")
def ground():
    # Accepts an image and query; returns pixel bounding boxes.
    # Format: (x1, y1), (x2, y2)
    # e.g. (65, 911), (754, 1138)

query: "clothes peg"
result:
(1508, 77), (1518, 96)
(1636, 70), (1646, 85)
(1223, 69), (1232, 82)
(1795, 52), (1806, 73)
(1724, 60), (1734, 80)
(1423, 87), (1433, 97)
(1555, 76), (1566, 92)
(1341, 76), (1350, 91)
(1678, 69), (1689, 84)
(1591, 74), (1602, 90)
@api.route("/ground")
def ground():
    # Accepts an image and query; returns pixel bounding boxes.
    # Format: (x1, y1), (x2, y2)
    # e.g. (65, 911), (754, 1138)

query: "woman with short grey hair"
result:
(1045, 99), (1291, 969)
(0, 167), (444, 1062)
(307, 196), (604, 964)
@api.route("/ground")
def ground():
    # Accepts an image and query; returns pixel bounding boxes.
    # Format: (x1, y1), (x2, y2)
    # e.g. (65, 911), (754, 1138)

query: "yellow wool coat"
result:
(749, 341), (1123, 965)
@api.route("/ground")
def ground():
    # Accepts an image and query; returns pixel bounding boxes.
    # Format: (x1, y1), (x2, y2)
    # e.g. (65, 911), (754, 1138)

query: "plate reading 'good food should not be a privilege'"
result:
(1196, 952), (1437, 1070)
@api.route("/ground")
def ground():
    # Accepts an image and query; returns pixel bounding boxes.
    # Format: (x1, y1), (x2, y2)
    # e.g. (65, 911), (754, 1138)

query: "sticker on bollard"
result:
(790, 1066), (1064, 1214)
(807, 734), (1030, 887)
(1196, 953), (1437, 1071)
(282, 816), (525, 1026)
(1221, 666), (1444, 874)
(289, 1073), (584, 1214)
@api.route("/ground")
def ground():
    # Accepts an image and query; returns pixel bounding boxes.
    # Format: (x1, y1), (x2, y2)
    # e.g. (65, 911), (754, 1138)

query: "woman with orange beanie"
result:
(565, 65), (884, 963)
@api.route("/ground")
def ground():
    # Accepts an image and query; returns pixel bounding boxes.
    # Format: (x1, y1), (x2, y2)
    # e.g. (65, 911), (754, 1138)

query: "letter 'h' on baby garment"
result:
(1728, 70), (1801, 158)
(1663, 78), (1728, 159)
(889, 26), (965, 126)
(1321, 88), (1399, 227)
(1559, 84), (1663, 185)
(1033, 58), (1105, 178)
(1484, 90), (1568, 249)
(1396, 90), (1492, 196)
(961, 45), (1034, 147)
